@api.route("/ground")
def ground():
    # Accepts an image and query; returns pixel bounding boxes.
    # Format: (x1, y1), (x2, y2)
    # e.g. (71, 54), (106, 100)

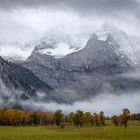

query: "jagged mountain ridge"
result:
(1, 24), (140, 62)
(22, 24), (140, 103)
(0, 32), (88, 61)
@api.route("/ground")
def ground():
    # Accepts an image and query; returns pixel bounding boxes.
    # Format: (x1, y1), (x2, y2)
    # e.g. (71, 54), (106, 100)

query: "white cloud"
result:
(0, 8), (140, 43)
(21, 93), (140, 116)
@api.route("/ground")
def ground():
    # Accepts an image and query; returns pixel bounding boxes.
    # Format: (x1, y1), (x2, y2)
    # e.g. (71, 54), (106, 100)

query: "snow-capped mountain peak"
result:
(0, 23), (140, 64)
(101, 23), (120, 32)
(96, 23), (125, 41)
(95, 23), (138, 64)
(34, 32), (88, 58)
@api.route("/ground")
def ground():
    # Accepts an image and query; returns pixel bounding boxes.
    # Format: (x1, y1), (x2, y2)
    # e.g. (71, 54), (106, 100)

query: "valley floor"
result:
(0, 121), (140, 140)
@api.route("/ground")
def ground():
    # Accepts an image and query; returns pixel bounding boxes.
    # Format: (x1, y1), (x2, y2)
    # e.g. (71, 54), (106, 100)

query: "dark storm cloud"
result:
(0, 0), (139, 16)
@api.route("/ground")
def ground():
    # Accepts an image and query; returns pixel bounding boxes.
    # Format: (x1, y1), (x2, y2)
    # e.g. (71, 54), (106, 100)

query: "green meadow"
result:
(0, 121), (140, 140)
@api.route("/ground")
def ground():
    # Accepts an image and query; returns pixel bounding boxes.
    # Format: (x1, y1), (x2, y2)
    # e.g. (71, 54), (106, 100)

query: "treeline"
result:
(0, 108), (136, 129)
(0, 109), (105, 127)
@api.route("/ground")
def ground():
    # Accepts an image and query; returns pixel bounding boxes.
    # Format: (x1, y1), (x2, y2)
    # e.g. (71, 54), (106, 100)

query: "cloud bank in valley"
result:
(0, 77), (140, 116)
(21, 92), (140, 116)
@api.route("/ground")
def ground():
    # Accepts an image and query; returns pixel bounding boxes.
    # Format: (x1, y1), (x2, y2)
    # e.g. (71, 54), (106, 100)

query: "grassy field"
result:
(0, 121), (140, 140)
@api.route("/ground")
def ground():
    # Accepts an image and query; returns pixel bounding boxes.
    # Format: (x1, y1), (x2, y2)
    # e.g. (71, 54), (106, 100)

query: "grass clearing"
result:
(0, 122), (140, 140)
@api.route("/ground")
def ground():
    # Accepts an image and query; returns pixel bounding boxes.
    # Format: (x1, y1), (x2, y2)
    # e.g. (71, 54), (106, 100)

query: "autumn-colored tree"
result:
(119, 108), (131, 129)
(0, 108), (134, 129)
(93, 113), (101, 127)
(83, 112), (93, 126)
(20, 112), (31, 126)
(0, 110), (6, 125)
(6, 109), (22, 127)
(49, 113), (55, 125)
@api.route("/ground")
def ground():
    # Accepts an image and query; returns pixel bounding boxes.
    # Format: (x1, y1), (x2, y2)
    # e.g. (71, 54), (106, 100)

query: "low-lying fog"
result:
(21, 92), (140, 116)
(1, 72), (140, 116)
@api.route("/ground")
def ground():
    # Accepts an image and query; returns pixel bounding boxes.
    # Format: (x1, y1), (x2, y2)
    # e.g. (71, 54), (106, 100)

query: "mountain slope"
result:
(96, 24), (137, 64)
(22, 24), (140, 103)
(0, 56), (52, 107)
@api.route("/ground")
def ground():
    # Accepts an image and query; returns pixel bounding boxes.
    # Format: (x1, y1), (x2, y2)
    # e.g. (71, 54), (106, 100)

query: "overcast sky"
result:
(0, 0), (140, 42)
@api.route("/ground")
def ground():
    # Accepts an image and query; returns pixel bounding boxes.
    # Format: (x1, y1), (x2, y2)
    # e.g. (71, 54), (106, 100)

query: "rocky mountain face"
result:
(22, 24), (140, 103)
(0, 56), (53, 108)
